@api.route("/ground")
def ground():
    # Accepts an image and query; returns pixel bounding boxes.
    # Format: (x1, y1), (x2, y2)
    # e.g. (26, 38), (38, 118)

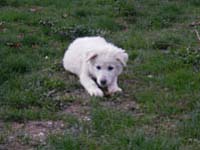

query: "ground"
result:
(0, 0), (200, 149)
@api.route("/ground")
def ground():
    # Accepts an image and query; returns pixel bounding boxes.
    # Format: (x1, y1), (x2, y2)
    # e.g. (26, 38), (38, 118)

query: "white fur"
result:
(63, 36), (128, 97)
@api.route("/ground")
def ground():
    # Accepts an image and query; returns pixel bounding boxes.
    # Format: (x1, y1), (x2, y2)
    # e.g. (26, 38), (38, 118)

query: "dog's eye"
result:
(108, 66), (114, 71)
(96, 66), (101, 70)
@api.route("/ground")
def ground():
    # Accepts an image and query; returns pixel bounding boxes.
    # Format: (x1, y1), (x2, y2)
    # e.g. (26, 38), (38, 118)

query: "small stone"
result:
(47, 121), (53, 127)
(30, 8), (37, 12)
(62, 13), (68, 18)
(147, 74), (153, 78)
(83, 116), (91, 121)
(60, 123), (65, 128)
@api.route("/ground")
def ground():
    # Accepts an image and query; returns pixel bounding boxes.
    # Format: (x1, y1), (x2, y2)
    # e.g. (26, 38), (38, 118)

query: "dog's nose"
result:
(100, 79), (107, 86)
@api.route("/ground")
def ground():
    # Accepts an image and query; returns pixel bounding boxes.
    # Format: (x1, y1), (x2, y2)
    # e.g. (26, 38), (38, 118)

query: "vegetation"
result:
(0, 0), (200, 149)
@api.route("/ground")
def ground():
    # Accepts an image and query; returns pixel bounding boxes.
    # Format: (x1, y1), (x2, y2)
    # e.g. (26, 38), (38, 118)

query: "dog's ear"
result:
(86, 51), (98, 62)
(115, 51), (128, 66)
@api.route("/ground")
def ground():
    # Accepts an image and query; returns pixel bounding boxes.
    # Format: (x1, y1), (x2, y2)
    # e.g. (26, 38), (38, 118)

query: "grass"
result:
(0, 0), (200, 149)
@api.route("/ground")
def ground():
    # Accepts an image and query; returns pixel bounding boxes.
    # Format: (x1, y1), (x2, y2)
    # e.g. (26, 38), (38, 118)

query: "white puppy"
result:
(63, 36), (128, 97)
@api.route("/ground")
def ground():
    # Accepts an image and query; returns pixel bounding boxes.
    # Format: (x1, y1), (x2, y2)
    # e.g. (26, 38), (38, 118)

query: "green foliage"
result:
(43, 78), (65, 90)
(180, 108), (200, 140)
(92, 107), (135, 136)
(173, 48), (200, 71)
(54, 25), (107, 41)
(39, 18), (107, 41)
(151, 4), (182, 28)
(46, 134), (98, 150)
(0, 0), (200, 149)
(102, 130), (180, 150)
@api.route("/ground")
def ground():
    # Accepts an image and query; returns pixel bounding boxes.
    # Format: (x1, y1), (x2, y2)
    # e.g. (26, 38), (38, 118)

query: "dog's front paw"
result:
(108, 86), (122, 94)
(88, 88), (104, 97)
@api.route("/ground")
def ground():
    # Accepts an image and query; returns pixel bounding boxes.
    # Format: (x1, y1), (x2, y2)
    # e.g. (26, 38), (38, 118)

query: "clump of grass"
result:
(102, 130), (180, 150)
(71, 7), (94, 17)
(129, 50), (138, 61)
(172, 47), (200, 71)
(150, 3), (183, 29)
(0, 106), (57, 122)
(0, 136), (5, 145)
(46, 133), (98, 150)
(179, 104), (200, 146)
(160, 68), (200, 92)
(22, 34), (43, 47)
(92, 107), (135, 136)
(0, 0), (8, 6)
(43, 78), (66, 90)
(151, 30), (185, 50)
(124, 32), (149, 49)
(92, 16), (124, 31)
(39, 18), (107, 41)
(2, 54), (32, 74)
(46, 128), (180, 150)
(187, 0), (200, 6)
(54, 25), (107, 41)
(114, 0), (136, 18)
(0, 8), (31, 22)
(39, 18), (57, 27)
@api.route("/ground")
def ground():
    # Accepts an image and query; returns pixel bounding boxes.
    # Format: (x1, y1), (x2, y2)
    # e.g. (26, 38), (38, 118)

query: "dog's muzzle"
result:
(100, 79), (107, 87)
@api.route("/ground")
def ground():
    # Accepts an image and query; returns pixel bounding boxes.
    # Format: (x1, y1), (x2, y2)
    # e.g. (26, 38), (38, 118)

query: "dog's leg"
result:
(80, 74), (104, 97)
(108, 77), (122, 94)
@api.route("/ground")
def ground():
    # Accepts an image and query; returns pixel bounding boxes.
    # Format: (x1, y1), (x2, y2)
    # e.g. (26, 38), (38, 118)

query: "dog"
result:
(63, 36), (128, 97)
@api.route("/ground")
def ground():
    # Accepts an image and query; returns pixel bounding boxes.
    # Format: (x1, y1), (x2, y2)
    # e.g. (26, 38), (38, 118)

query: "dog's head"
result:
(86, 48), (128, 88)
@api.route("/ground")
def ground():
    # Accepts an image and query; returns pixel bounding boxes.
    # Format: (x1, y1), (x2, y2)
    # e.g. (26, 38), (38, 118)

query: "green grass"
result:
(0, 0), (200, 149)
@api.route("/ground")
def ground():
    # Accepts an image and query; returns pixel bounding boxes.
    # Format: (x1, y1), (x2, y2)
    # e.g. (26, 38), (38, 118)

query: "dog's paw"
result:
(88, 88), (104, 97)
(108, 86), (122, 94)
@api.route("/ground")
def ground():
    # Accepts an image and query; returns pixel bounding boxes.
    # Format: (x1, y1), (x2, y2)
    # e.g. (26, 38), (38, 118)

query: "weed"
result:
(54, 25), (107, 41)
(173, 47), (200, 71)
